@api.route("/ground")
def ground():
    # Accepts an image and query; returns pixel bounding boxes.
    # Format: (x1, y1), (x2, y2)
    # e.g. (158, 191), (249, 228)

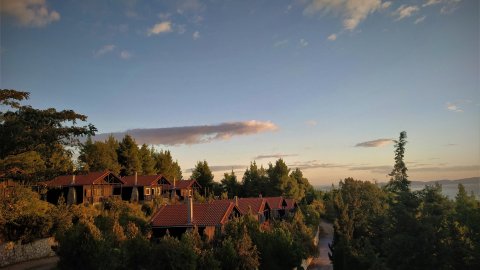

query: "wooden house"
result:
(151, 198), (241, 240)
(265, 196), (288, 219)
(41, 171), (124, 205)
(219, 197), (271, 223)
(165, 179), (202, 200)
(121, 174), (171, 201)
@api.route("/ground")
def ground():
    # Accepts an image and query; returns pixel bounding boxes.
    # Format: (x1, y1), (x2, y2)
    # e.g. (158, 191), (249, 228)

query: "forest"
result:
(1, 89), (479, 270)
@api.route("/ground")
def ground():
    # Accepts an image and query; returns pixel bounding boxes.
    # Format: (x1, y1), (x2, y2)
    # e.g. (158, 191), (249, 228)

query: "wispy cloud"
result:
(274, 39), (289, 47)
(185, 165), (247, 173)
(305, 120), (318, 127)
(192, 31), (200, 40)
(120, 50), (132, 59)
(299, 39), (309, 47)
(94, 44), (116, 57)
(303, 0), (383, 31)
(394, 5), (420, 21)
(254, 154), (298, 160)
(148, 21), (173, 36)
(423, 0), (443, 7)
(0, 0), (60, 27)
(446, 102), (463, 112)
(349, 165), (391, 174)
(94, 120), (278, 146)
(414, 15), (426, 24)
(288, 160), (347, 170)
(355, 138), (393, 147)
(327, 34), (337, 41)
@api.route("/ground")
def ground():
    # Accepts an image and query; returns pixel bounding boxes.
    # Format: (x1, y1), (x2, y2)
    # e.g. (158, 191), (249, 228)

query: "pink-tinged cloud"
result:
(254, 154), (298, 160)
(94, 120), (278, 146)
(355, 138), (393, 147)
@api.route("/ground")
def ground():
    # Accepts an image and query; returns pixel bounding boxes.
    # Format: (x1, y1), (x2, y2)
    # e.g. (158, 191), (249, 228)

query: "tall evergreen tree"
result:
(117, 135), (141, 176)
(152, 150), (182, 181)
(241, 161), (268, 197)
(139, 144), (155, 175)
(386, 131), (409, 192)
(191, 160), (214, 192)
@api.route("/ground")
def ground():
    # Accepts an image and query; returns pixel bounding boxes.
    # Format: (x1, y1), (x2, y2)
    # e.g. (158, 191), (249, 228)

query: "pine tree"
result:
(117, 135), (141, 176)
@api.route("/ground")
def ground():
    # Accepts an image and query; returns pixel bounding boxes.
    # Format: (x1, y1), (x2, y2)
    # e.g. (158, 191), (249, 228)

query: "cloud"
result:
(177, 24), (186, 34)
(414, 15), (426, 24)
(288, 160), (347, 170)
(381, 1), (392, 9)
(185, 165), (247, 173)
(423, 0), (442, 7)
(274, 39), (289, 47)
(303, 0), (383, 31)
(355, 138), (393, 147)
(192, 31), (200, 40)
(299, 38), (309, 47)
(446, 102), (463, 112)
(0, 0), (60, 27)
(94, 120), (278, 146)
(120, 50), (132, 59)
(148, 21), (173, 36)
(349, 165), (392, 174)
(327, 34), (337, 41)
(254, 154), (299, 160)
(94, 44), (116, 57)
(305, 120), (318, 127)
(394, 5), (420, 21)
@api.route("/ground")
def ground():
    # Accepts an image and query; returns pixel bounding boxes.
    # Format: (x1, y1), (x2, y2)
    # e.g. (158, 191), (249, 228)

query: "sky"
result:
(1, 0), (479, 186)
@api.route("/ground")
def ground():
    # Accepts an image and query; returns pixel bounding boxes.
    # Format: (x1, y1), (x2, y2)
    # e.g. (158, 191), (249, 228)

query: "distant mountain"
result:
(410, 177), (480, 186)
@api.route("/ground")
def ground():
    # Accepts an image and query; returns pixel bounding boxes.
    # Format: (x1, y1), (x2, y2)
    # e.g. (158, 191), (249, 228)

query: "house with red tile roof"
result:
(265, 196), (298, 219)
(151, 198), (241, 240)
(165, 179), (202, 200)
(121, 174), (171, 201)
(41, 171), (124, 204)
(218, 197), (271, 223)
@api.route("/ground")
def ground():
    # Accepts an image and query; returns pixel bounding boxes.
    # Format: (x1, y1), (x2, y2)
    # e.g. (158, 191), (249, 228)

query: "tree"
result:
(0, 89), (96, 159)
(139, 144), (156, 175)
(386, 131), (409, 192)
(241, 161), (268, 197)
(78, 136), (121, 174)
(117, 135), (141, 176)
(221, 170), (241, 198)
(153, 150), (182, 181)
(191, 160), (214, 193)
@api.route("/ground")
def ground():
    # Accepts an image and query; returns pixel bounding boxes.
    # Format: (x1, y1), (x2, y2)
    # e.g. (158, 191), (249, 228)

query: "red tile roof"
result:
(165, 179), (202, 190)
(219, 197), (270, 215)
(151, 200), (239, 228)
(265, 197), (287, 210)
(285, 198), (297, 210)
(122, 175), (170, 187)
(42, 171), (124, 187)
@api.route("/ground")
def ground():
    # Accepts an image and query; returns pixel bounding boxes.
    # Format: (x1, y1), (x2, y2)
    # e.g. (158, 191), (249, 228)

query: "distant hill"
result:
(410, 177), (480, 186)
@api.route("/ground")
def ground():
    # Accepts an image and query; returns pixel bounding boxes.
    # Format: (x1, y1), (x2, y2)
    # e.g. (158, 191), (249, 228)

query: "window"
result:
(145, 187), (151, 195)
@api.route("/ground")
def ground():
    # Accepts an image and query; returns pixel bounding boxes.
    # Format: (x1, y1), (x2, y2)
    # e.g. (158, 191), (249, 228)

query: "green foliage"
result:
(241, 161), (269, 197)
(139, 144), (156, 175)
(386, 131), (409, 192)
(221, 170), (241, 198)
(117, 135), (141, 176)
(191, 160), (214, 192)
(153, 150), (183, 181)
(0, 89), (96, 160)
(0, 186), (54, 243)
(79, 136), (121, 174)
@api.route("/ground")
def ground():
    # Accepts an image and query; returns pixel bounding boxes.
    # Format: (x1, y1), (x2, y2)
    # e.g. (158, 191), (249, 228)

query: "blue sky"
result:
(1, 0), (479, 185)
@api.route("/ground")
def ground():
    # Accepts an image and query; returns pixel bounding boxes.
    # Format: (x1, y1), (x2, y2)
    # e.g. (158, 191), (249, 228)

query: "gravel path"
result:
(308, 220), (333, 270)
(0, 256), (59, 270)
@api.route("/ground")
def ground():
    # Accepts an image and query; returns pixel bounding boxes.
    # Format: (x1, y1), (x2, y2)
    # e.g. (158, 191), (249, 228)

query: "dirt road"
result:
(308, 220), (333, 270)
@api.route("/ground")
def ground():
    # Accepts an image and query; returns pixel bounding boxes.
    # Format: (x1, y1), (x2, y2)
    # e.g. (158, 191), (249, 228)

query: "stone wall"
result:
(0, 237), (57, 267)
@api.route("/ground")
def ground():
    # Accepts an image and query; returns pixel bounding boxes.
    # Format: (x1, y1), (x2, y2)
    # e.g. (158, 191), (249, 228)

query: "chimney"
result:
(173, 177), (176, 188)
(234, 195), (239, 207)
(187, 196), (193, 224)
(259, 193), (262, 198)
(71, 175), (76, 185)
(134, 172), (138, 186)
